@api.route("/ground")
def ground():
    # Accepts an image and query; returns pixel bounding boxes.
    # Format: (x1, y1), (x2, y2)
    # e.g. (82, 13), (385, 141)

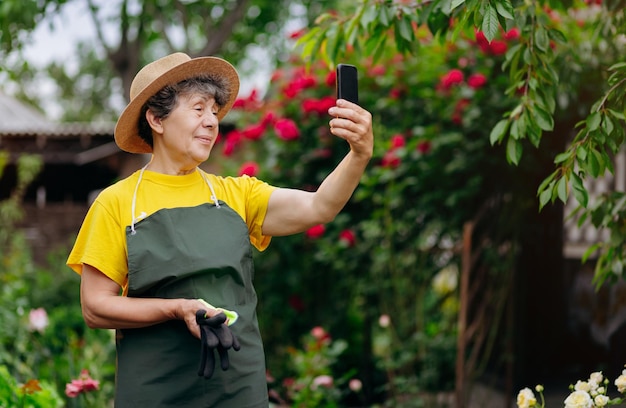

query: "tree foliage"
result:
(296, 0), (626, 289)
(0, 0), (334, 121)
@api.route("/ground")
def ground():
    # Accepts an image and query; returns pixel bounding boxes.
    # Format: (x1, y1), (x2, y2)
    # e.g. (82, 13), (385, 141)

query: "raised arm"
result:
(261, 99), (373, 237)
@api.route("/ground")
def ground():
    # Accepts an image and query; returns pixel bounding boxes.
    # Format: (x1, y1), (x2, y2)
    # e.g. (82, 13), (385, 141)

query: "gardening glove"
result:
(197, 298), (238, 325)
(196, 310), (241, 379)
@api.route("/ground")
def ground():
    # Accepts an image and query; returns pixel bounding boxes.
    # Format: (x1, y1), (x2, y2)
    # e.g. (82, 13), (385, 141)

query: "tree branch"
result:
(199, 0), (249, 56)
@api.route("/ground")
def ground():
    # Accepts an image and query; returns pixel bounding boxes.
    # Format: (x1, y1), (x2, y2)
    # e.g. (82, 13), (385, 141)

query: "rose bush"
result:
(517, 369), (626, 408)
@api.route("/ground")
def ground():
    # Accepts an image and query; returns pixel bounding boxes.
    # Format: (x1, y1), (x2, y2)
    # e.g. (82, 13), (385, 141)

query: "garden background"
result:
(2, 0), (626, 407)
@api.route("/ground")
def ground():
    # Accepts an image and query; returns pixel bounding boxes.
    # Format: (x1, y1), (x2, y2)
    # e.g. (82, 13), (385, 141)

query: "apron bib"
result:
(114, 168), (268, 408)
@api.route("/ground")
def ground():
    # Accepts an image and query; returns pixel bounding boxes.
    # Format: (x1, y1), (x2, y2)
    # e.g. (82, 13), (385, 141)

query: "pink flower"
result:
(311, 326), (327, 340)
(28, 308), (48, 333)
(339, 229), (356, 247)
(379, 314), (391, 328)
(349, 378), (363, 392)
(467, 73), (487, 89)
(238, 161), (259, 177)
(305, 224), (325, 239)
(312, 375), (334, 389)
(65, 369), (99, 398)
(65, 381), (82, 398)
(274, 118), (300, 141)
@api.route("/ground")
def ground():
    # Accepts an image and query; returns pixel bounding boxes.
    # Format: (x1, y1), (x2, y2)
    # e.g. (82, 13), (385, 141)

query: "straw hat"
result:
(114, 52), (240, 154)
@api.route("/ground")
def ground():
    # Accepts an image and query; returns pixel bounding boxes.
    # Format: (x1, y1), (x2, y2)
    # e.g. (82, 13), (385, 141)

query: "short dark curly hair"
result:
(137, 74), (230, 148)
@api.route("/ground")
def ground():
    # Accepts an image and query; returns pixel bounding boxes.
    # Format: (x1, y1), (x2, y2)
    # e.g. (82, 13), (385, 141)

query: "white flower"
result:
(516, 387), (537, 408)
(594, 394), (610, 407)
(615, 373), (626, 393)
(574, 380), (591, 392)
(589, 371), (603, 388)
(28, 308), (49, 333)
(564, 390), (593, 408)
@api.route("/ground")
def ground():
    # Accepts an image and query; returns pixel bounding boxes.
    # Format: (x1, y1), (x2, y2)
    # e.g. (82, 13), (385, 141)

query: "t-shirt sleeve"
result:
(240, 175), (276, 251)
(66, 197), (129, 289)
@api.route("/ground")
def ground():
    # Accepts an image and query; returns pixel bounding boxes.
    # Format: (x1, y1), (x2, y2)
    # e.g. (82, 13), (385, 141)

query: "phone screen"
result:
(336, 64), (358, 104)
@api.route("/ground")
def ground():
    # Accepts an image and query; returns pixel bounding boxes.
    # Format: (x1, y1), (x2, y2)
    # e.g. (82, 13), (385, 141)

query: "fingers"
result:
(328, 99), (374, 157)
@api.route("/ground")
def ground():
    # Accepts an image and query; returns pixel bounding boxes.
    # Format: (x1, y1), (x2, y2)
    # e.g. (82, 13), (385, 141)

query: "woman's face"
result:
(154, 92), (220, 167)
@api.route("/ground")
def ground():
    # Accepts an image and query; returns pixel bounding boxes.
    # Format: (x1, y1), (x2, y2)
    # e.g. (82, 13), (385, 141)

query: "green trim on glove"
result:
(197, 299), (238, 326)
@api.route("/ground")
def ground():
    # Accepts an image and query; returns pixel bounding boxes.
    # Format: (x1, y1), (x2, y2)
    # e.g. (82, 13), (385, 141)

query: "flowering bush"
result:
(0, 158), (115, 406)
(517, 369), (626, 408)
(268, 326), (359, 407)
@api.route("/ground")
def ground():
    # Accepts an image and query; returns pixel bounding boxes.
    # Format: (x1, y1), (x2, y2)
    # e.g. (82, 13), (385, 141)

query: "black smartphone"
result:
(336, 64), (358, 104)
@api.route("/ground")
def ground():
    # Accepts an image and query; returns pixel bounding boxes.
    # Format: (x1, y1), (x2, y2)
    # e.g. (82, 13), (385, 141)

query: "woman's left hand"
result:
(328, 99), (374, 161)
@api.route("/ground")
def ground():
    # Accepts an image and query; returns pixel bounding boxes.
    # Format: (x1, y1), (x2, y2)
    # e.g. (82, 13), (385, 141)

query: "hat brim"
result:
(114, 56), (240, 154)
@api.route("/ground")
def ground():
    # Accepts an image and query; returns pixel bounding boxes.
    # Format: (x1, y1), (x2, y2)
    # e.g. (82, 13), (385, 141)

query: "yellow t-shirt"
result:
(66, 168), (276, 292)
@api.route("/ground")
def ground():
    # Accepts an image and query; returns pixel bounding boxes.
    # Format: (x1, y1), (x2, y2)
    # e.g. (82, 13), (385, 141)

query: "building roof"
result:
(0, 91), (115, 137)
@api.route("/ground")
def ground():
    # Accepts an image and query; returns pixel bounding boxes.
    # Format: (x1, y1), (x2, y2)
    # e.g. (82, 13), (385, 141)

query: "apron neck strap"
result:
(130, 165), (221, 235)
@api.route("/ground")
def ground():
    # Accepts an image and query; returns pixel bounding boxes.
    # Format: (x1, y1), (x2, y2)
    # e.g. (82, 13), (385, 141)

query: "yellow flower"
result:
(516, 387), (537, 408)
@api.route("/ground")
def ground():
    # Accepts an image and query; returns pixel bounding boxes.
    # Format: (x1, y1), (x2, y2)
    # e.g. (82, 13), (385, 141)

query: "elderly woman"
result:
(67, 52), (373, 407)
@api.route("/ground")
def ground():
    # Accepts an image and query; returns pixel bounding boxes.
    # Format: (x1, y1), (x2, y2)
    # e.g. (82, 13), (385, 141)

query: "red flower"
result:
(238, 161), (259, 177)
(282, 73), (317, 98)
(488, 40), (508, 55)
(288, 28), (306, 39)
(381, 150), (400, 168)
(261, 111), (277, 126)
(325, 70), (337, 87)
(504, 28), (520, 40)
(274, 118), (300, 141)
(440, 69), (464, 90)
(390, 134), (406, 149)
(417, 140), (432, 154)
(288, 295), (305, 312)
(222, 129), (243, 156)
(451, 98), (471, 125)
(467, 73), (487, 89)
(242, 123), (266, 140)
(390, 88), (404, 99)
(368, 65), (385, 76)
(305, 224), (325, 239)
(339, 229), (356, 247)
(302, 96), (336, 116)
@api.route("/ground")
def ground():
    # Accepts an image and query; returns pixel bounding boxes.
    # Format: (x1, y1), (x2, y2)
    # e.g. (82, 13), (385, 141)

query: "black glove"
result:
(196, 310), (241, 379)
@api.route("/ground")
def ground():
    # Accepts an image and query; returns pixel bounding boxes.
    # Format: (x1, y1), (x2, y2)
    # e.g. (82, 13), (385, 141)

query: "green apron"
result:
(114, 168), (268, 407)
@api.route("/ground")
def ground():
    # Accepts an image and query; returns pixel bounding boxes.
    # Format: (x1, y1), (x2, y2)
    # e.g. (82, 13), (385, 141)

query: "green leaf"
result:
(539, 182), (554, 209)
(481, 5), (499, 42)
(571, 173), (589, 208)
(494, 0), (515, 20)
(506, 137), (523, 165)
(556, 176), (568, 204)
(489, 119), (510, 145)
(534, 26), (550, 53)
(532, 105), (554, 131)
(586, 111), (602, 132)
(554, 151), (570, 164)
